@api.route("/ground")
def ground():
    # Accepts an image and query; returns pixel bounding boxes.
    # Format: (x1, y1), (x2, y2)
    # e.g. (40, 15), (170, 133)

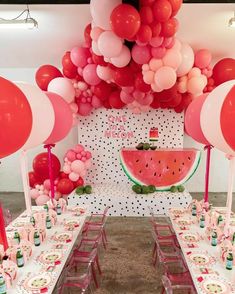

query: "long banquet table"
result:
(169, 207), (235, 294)
(5, 205), (88, 294)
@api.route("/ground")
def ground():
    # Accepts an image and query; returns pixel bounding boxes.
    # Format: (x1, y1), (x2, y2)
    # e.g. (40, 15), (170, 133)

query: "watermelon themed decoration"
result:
(120, 148), (201, 191)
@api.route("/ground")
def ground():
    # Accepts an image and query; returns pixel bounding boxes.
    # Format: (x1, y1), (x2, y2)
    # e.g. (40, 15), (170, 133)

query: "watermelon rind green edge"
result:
(119, 150), (201, 191)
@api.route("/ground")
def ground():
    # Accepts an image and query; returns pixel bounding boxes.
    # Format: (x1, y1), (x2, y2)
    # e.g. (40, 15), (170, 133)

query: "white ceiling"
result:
(0, 3), (235, 68)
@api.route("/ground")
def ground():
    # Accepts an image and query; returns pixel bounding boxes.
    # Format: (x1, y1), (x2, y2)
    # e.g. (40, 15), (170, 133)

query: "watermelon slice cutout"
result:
(120, 148), (201, 191)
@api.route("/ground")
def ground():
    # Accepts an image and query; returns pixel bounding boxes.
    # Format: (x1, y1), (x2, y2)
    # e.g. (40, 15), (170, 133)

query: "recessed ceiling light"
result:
(228, 12), (235, 28)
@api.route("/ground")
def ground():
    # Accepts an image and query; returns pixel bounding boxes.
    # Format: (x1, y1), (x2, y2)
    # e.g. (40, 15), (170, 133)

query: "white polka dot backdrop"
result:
(77, 108), (184, 184)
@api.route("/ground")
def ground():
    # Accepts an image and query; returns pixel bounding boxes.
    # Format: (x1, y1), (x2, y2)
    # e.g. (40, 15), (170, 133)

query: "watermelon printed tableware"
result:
(120, 148), (201, 191)
(198, 277), (233, 294)
(187, 252), (216, 266)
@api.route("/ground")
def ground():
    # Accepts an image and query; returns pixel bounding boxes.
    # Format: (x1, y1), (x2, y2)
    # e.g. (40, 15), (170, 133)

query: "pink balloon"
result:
(150, 36), (164, 47)
(149, 58), (163, 71)
(66, 150), (77, 162)
(43, 92), (73, 144)
(70, 102), (78, 113)
(111, 46), (131, 68)
(76, 154), (82, 160)
(177, 43), (194, 77)
(154, 66), (177, 90)
(92, 96), (103, 108)
(30, 189), (40, 200)
(83, 64), (101, 86)
(73, 144), (84, 153)
(132, 45), (151, 65)
(85, 159), (92, 169)
(63, 164), (72, 174)
(143, 70), (155, 84)
(81, 151), (86, 156)
(98, 31), (123, 58)
(185, 93), (210, 145)
(43, 179), (51, 191)
(71, 47), (91, 68)
(90, 27), (104, 41)
(78, 102), (93, 116)
(133, 90), (145, 100)
(194, 49), (212, 69)
(35, 194), (50, 206)
(151, 46), (166, 59)
(69, 172), (80, 182)
(162, 49), (182, 69)
(120, 91), (135, 104)
(48, 78), (75, 103)
(80, 169), (87, 177)
(81, 156), (87, 162)
(96, 66), (113, 81)
(86, 151), (92, 159)
(71, 160), (85, 173)
(187, 76), (207, 95)
(137, 93), (154, 106)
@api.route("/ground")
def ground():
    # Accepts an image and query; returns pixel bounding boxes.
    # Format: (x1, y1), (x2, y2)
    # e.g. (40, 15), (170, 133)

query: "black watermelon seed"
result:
(150, 157), (153, 161)
(159, 174), (161, 177)
(166, 166), (169, 170)
(172, 172), (175, 175)
(182, 162), (185, 165)
(158, 160), (161, 164)
(174, 159), (176, 163)
(136, 159), (139, 163)
(179, 168), (181, 172)
(139, 170), (142, 174)
(146, 163), (148, 168)
(154, 172), (157, 176)
(188, 157), (191, 160)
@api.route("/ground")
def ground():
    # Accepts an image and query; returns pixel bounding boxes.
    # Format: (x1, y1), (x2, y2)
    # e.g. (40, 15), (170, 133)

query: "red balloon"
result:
(35, 65), (63, 91)
(135, 72), (151, 93)
(153, 0), (172, 22)
(93, 81), (112, 101)
(92, 53), (107, 66)
(109, 90), (125, 109)
(167, 93), (182, 108)
(57, 178), (74, 195)
(151, 21), (162, 37)
(129, 60), (142, 73)
(62, 51), (78, 79)
(220, 85), (235, 151)
(84, 23), (92, 45)
(73, 177), (84, 188)
(160, 18), (177, 37)
(140, 0), (155, 5)
(140, 6), (154, 24)
(110, 4), (141, 39)
(137, 24), (152, 43)
(0, 77), (32, 159)
(156, 84), (178, 103)
(150, 94), (160, 109)
(212, 58), (235, 86)
(28, 171), (43, 188)
(103, 99), (112, 109)
(33, 152), (61, 181)
(114, 67), (135, 87)
(59, 171), (69, 179)
(168, 0), (182, 16)
(174, 93), (193, 113)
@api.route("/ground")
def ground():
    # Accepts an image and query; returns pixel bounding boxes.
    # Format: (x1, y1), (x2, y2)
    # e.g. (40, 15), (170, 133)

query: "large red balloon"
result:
(0, 77), (32, 159)
(28, 171), (43, 188)
(212, 58), (235, 86)
(35, 65), (63, 91)
(150, 94), (160, 109)
(160, 18), (177, 37)
(62, 51), (78, 79)
(113, 67), (135, 87)
(137, 24), (152, 43)
(109, 90), (125, 109)
(57, 178), (74, 195)
(220, 85), (235, 151)
(110, 4), (141, 39)
(93, 81), (112, 101)
(153, 0), (172, 22)
(135, 72), (151, 93)
(33, 152), (61, 181)
(140, 6), (154, 25)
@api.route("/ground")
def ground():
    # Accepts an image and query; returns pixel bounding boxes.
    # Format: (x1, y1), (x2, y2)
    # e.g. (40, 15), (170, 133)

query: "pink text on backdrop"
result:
(104, 115), (134, 139)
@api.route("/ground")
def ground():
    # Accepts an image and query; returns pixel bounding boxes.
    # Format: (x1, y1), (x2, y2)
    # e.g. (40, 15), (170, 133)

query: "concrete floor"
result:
(0, 192), (233, 293)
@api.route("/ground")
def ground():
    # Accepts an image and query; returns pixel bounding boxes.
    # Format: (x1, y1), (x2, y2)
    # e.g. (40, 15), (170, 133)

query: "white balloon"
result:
(200, 80), (235, 155)
(14, 82), (55, 150)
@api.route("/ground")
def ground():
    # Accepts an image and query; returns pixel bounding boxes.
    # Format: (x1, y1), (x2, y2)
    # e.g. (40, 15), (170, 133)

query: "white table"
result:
(169, 207), (235, 294)
(5, 205), (89, 294)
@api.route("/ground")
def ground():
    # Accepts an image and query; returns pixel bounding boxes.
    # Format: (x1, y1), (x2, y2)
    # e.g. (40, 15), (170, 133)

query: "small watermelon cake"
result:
(120, 148), (201, 191)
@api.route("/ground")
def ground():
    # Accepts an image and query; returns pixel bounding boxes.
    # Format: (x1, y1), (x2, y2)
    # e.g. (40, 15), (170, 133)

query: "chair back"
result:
(161, 275), (173, 294)
(3, 208), (12, 226)
(101, 206), (110, 222)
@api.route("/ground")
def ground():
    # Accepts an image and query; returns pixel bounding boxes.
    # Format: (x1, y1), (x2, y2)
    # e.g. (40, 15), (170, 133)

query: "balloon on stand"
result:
(0, 77), (32, 159)
(35, 65), (63, 91)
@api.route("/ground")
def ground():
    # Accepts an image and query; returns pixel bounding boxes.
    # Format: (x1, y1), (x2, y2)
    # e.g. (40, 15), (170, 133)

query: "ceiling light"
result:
(0, 6), (38, 29)
(228, 12), (235, 28)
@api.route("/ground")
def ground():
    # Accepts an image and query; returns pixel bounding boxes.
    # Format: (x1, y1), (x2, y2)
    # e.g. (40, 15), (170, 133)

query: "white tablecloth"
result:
(5, 205), (88, 294)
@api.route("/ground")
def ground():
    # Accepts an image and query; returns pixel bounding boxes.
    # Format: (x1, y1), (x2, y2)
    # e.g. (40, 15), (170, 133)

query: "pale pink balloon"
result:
(98, 31), (123, 58)
(164, 37), (175, 49)
(176, 43), (194, 77)
(139, 93), (154, 106)
(63, 164), (72, 174)
(30, 189), (40, 200)
(151, 83), (163, 92)
(150, 36), (164, 47)
(81, 151), (86, 156)
(66, 150), (77, 162)
(48, 78), (75, 103)
(74, 144), (84, 153)
(133, 91), (145, 100)
(177, 81), (187, 93)
(187, 76), (207, 95)
(122, 87), (134, 94)
(90, 27), (104, 41)
(78, 103), (93, 116)
(143, 70), (155, 84)
(154, 66), (177, 90)
(43, 179), (51, 191)
(85, 159), (92, 168)
(92, 96), (103, 108)
(132, 45), (151, 65)
(71, 160), (85, 173)
(86, 151), (92, 159)
(70, 102), (78, 113)
(77, 82), (88, 91)
(69, 172), (80, 182)
(149, 58), (163, 71)
(142, 64), (150, 72)
(71, 47), (90, 68)
(83, 64), (101, 86)
(194, 49), (212, 69)
(172, 38), (182, 51)
(188, 67), (201, 79)
(111, 46), (131, 68)
(96, 65), (113, 81)
(162, 49), (182, 70)
(80, 169), (87, 177)
(92, 41), (102, 56)
(120, 91), (135, 104)
(35, 195), (50, 206)
(151, 46), (166, 59)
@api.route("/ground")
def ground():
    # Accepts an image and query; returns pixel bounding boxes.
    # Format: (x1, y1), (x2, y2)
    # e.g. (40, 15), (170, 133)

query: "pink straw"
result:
(203, 145), (213, 203)
(0, 203), (8, 251)
(44, 144), (55, 200)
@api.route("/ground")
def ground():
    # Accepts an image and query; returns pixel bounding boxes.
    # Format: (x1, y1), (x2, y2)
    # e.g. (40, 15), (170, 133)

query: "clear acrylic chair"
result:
(59, 261), (93, 294)
(3, 208), (12, 226)
(148, 206), (172, 226)
(161, 275), (196, 294)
